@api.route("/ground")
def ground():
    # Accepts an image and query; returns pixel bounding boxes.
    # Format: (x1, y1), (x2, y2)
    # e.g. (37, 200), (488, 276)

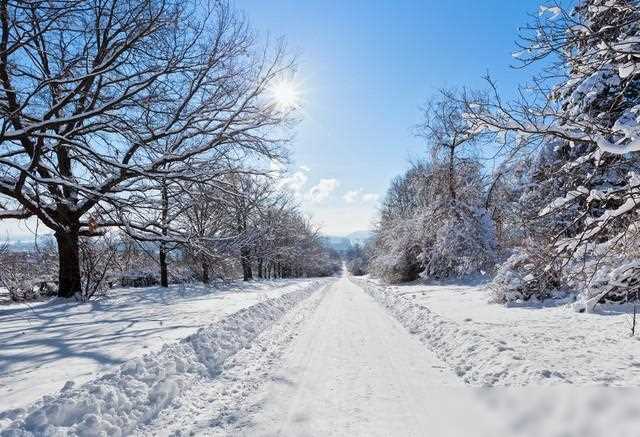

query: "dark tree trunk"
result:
(241, 246), (252, 281)
(448, 145), (456, 202)
(159, 181), (169, 287)
(257, 258), (263, 279)
(202, 261), (209, 284)
(159, 242), (168, 287)
(55, 230), (82, 298)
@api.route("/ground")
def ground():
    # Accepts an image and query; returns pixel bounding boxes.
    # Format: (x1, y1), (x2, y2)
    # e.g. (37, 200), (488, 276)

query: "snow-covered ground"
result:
(144, 276), (640, 437)
(355, 276), (640, 386)
(3, 275), (640, 436)
(0, 279), (330, 412)
(207, 277), (495, 437)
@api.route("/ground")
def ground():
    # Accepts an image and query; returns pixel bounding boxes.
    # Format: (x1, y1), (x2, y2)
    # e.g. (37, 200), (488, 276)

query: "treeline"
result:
(1, 177), (341, 302)
(0, 0), (339, 299)
(353, 0), (640, 305)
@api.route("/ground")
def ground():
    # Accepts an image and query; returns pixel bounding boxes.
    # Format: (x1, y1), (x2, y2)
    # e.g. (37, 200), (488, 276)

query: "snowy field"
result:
(0, 278), (330, 412)
(355, 276), (640, 387)
(2, 276), (640, 436)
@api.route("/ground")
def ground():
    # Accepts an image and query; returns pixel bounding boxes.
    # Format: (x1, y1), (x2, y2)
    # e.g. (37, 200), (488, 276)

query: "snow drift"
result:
(354, 278), (571, 386)
(0, 280), (330, 436)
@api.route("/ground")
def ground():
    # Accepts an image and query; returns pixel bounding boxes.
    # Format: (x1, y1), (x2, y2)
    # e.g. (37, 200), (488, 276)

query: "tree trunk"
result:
(159, 242), (168, 287)
(55, 231), (82, 298)
(241, 246), (252, 281)
(257, 258), (263, 279)
(448, 145), (456, 202)
(202, 261), (209, 284)
(159, 180), (169, 287)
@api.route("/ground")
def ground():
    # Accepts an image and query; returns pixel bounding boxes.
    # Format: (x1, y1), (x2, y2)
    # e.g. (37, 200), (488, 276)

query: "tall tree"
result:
(464, 0), (640, 300)
(0, 0), (293, 296)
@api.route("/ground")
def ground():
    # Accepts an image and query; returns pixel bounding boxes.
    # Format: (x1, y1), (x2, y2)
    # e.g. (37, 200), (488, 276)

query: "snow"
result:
(0, 278), (331, 435)
(0, 278), (640, 437)
(227, 277), (469, 436)
(5, 275), (640, 436)
(146, 276), (640, 437)
(141, 276), (506, 437)
(538, 5), (561, 20)
(538, 190), (582, 216)
(355, 276), (640, 387)
(0, 279), (329, 412)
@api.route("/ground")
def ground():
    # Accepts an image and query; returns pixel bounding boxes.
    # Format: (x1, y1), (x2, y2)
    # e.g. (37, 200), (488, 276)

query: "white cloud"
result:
(305, 178), (340, 203)
(362, 193), (379, 203)
(299, 165), (311, 172)
(342, 189), (379, 204)
(343, 189), (362, 204)
(278, 170), (308, 196)
(304, 204), (377, 235)
(270, 158), (287, 173)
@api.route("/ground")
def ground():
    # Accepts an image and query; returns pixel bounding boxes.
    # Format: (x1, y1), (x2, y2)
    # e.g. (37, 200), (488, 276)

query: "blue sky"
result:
(0, 0), (546, 240)
(245, 0), (545, 235)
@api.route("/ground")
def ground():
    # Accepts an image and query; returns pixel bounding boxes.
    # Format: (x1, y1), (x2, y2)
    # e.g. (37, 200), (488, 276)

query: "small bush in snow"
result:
(119, 272), (159, 288)
(0, 245), (58, 302)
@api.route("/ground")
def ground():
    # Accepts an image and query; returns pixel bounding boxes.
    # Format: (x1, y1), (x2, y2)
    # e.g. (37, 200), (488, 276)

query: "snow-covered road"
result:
(6, 276), (640, 436)
(200, 276), (502, 437)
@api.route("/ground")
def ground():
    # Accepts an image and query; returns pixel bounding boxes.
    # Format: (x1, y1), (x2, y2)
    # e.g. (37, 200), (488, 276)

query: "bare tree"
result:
(178, 177), (239, 284)
(418, 90), (486, 203)
(0, 0), (294, 296)
(226, 174), (279, 281)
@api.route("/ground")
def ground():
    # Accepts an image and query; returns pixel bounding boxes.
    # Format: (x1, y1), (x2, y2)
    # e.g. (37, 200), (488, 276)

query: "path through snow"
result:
(6, 276), (640, 436)
(181, 276), (504, 437)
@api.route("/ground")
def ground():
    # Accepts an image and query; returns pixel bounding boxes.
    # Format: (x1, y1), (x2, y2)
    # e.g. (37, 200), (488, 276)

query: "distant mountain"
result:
(320, 236), (353, 253)
(321, 230), (373, 253)
(345, 230), (373, 246)
(3, 234), (55, 252)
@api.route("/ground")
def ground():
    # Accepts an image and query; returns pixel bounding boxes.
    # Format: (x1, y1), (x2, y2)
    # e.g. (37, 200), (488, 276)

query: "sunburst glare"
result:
(269, 77), (301, 111)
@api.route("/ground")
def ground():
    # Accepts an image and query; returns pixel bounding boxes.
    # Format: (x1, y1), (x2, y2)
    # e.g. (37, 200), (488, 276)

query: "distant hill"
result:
(320, 236), (353, 254)
(345, 230), (373, 246)
(321, 230), (373, 253)
(2, 234), (55, 252)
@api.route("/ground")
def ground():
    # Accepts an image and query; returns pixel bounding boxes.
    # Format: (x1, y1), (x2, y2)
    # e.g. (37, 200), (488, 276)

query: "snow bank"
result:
(0, 279), (324, 410)
(355, 278), (545, 386)
(0, 280), (329, 436)
(354, 277), (640, 387)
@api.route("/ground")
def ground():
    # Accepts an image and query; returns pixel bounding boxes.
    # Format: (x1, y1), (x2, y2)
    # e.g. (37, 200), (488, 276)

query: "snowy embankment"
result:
(0, 278), (332, 436)
(0, 279), (330, 417)
(354, 276), (640, 386)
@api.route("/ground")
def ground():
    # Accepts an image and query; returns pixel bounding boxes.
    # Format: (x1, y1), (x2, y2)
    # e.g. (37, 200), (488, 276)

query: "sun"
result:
(270, 78), (301, 111)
